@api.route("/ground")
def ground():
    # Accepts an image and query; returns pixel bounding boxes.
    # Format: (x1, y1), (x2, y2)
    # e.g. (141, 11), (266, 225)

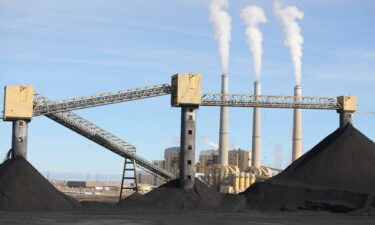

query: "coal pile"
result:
(0, 156), (81, 211)
(120, 178), (246, 211)
(244, 124), (375, 212)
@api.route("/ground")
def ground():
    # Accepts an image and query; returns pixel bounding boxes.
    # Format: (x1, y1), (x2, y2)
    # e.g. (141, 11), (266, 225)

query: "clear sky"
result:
(0, 0), (374, 175)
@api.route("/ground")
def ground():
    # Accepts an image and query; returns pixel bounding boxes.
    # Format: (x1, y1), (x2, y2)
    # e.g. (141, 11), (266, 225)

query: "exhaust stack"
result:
(251, 81), (261, 168)
(219, 74), (229, 166)
(292, 85), (302, 161)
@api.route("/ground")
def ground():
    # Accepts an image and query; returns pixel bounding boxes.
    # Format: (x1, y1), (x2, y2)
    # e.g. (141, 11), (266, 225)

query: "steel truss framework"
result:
(33, 84), (343, 116)
(33, 84), (172, 116)
(34, 93), (175, 181)
(201, 93), (341, 110)
(27, 83), (345, 182)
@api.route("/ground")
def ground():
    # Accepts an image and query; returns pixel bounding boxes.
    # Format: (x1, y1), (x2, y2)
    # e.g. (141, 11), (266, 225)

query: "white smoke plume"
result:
(209, 0), (232, 74)
(241, 5), (267, 81)
(274, 0), (304, 85)
(201, 135), (219, 149)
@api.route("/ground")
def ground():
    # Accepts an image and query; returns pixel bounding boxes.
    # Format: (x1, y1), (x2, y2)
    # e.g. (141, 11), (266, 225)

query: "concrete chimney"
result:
(251, 81), (261, 168)
(292, 85), (302, 161)
(219, 74), (229, 166)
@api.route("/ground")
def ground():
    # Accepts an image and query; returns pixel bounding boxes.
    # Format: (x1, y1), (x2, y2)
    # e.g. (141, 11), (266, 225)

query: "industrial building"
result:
(228, 149), (252, 172)
(152, 160), (166, 186)
(199, 150), (219, 166)
(164, 147), (180, 177)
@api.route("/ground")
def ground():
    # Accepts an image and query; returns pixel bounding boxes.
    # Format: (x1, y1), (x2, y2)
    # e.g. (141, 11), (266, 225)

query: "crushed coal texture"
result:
(0, 156), (81, 211)
(119, 178), (246, 211)
(244, 124), (375, 213)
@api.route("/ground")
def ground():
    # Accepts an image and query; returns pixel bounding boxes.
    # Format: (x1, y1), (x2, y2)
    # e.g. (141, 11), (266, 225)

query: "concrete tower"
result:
(11, 120), (29, 158)
(292, 85), (302, 161)
(218, 74), (229, 166)
(251, 81), (261, 168)
(179, 106), (197, 190)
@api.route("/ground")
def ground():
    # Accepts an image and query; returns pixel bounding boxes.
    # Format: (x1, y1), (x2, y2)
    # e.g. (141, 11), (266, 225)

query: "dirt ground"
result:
(0, 208), (374, 225)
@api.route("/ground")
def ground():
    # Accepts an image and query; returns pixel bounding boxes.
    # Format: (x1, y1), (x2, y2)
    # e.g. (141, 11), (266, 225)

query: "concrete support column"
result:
(292, 85), (302, 162)
(339, 111), (353, 128)
(251, 81), (261, 168)
(179, 106), (198, 190)
(219, 74), (229, 166)
(12, 119), (29, 158)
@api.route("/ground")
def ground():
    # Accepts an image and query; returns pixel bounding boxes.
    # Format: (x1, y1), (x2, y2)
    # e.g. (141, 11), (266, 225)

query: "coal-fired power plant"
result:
(219, 73), (229, 166)
(292, 85), (302, 161)
(251, 81), (261, 168)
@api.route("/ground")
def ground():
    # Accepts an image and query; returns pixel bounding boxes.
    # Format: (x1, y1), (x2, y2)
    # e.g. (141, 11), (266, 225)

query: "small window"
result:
(187, 160), (192, 165)
(188, 145), (192, 150)
(187, 175), (192, 180)
(19, 121), (24, 127)
(17, 137), (23, 142)
(188, 115), (193, 120)
(188, 130), (193, 135)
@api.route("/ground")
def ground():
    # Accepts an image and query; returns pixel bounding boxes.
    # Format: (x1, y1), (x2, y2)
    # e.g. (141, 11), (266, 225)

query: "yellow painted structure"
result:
(3, 85), (34, 121)
(171, 73), (202, 106)
(239, 172), (245, 191)
(337, 95), (357, 112)
(244, 173), (250, 189)
(250, 174), (256, 186)
(137, 184), (152, 192)
(228, 149), (252, 172)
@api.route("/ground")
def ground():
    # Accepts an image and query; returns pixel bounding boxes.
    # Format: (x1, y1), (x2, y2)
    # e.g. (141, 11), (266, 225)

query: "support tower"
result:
(171, 73), (202, 189)
(3, 85), (34, 158)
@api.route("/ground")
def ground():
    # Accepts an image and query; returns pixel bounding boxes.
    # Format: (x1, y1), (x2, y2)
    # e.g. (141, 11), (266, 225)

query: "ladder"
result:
(119, 158), (138, 202)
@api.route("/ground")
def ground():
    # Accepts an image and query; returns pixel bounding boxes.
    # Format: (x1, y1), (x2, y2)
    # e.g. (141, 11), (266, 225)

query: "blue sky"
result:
(0, 0), (374, 175)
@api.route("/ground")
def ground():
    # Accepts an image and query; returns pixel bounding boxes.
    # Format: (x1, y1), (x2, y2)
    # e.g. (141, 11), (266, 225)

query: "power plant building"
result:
(199, 150), (219, 166)
(164, 147), (180, 177)
(228, 149), (252, 172)
(152, 160), (166, 186)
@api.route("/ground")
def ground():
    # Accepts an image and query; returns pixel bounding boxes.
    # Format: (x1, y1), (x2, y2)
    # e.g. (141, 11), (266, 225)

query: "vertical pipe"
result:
(11, 119), (28, 158)
(251, 81), (261, 168)
(219, 74), (229, 166)
(292, 85), (302, 161)
(180, 106), (197, 190)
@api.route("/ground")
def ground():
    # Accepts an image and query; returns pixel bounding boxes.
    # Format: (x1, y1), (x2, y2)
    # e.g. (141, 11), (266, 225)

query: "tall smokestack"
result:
(292, 85), (302, 161)
(251, 81), (261, 168)
(219, 73), (229, 166)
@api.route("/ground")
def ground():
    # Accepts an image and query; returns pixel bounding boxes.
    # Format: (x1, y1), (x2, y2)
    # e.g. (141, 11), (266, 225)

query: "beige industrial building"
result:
(137, 171), (153, 185)
(199, 150), (219, 167)
(152, 160), (166, 186)
(228, 149), (252, 172)
(164, 147), (180, 177)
